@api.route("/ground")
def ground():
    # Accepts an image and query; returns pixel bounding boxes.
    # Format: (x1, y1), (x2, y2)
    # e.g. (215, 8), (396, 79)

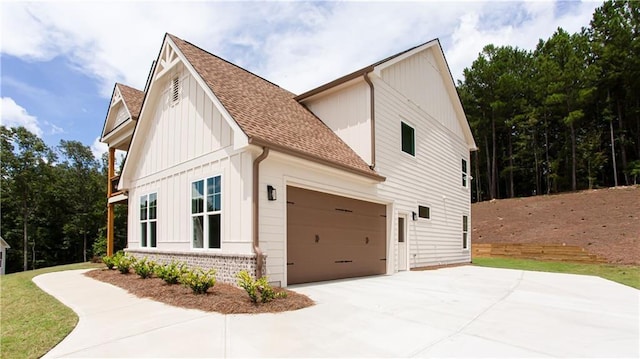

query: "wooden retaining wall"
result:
(472, 243), (608, 263)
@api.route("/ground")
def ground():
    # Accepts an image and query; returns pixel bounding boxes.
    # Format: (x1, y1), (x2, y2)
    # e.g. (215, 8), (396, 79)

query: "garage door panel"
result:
(287, 186), (387, 285)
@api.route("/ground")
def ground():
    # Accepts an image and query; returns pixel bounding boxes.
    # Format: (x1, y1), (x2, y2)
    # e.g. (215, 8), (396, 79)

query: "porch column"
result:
(106, 147), (115, 257)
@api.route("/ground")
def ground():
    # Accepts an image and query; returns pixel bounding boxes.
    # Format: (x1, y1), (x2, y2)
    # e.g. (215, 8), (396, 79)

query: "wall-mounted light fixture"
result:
(267, 185), (277, 201)
(412, 211), (418, 221)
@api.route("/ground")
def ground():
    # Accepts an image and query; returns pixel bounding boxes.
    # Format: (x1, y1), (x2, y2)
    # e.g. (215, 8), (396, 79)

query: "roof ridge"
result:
(116, 82), (143, 93)
(167, 33), (291, 96)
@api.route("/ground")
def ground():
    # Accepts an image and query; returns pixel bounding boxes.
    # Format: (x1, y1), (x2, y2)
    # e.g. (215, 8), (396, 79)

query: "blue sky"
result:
(0, 1), (601, 158)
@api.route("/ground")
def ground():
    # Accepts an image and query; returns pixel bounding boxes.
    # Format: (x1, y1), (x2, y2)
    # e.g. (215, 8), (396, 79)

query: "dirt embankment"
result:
(471, 186), (640, 264)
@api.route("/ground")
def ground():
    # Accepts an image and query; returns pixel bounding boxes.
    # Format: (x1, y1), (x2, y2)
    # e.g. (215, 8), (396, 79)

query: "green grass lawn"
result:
(473, 257), (640, 289)
(1, 262), (102, 359)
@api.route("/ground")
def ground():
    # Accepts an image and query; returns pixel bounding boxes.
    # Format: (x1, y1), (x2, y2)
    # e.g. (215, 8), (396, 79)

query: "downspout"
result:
(363, 72), (376, 169)
(252, 147), (269, 278)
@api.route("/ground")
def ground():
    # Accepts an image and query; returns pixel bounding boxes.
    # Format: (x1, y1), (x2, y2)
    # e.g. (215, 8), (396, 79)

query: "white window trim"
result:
(462, 214), (469, 250)
(190, 173), (223, 251)
(400, 120), (416, 157)
(417, 204), (431, 220)
(462, 157), (469, 189)
(139, 191), (158, 248)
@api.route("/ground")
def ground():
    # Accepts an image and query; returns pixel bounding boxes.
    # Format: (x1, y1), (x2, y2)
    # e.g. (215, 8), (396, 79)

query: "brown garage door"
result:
(287, 186), (386, 285)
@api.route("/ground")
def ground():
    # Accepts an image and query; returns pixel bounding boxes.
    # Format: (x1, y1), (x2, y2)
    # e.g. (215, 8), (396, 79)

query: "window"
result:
(140, 193), (157, 247)
(401, 122), (415, 156)
(192, 175), (221, 249)
(418, 205), (430, 219)
(462, 159), (468, 187)
(462, 215), (469, 249)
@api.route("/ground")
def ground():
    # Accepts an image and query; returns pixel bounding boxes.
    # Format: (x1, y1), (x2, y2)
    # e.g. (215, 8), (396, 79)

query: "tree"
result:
(1, 126), (56, 270)
(589, 0), (640, 185)
(58, 140), (105, 262)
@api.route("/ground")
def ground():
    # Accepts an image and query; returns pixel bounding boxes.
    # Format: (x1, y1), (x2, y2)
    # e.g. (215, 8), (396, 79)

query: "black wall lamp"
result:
(267, 185), (277, 201)
(412, 211), (418, 221)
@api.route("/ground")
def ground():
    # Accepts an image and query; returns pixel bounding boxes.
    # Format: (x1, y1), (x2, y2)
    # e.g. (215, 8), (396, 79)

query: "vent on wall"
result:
(171, 76), (180, 104)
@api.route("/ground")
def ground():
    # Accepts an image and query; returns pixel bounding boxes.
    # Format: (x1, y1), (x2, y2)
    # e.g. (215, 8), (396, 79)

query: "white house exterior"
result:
(1, 236), (10, 275)
(101, 33), (477, 287)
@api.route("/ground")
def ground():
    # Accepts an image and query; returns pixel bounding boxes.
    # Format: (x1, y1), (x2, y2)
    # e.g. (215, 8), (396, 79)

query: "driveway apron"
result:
(34, 266), (639, 358)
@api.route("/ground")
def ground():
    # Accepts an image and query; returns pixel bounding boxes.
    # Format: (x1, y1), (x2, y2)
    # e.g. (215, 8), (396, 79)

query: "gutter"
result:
(363, 72), (376, 169)
(252, 147), (269, 278)
(248, 138), (385, 182)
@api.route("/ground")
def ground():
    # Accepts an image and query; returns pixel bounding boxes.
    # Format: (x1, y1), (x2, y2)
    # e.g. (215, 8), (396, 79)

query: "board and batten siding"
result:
(112, 103), (129, 130)
(380, 49), (463, 140)
(302, 81), (372, 164)
(134, 65), (233, 180)
(373, 59), (472, 269)
(127, 64), (252, 254)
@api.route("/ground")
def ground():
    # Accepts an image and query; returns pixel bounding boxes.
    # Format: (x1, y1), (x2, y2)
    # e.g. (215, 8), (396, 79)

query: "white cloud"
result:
(446, 1), (600, 81)
(0, 97), (43, 136)
(49, 123), (65, 135)
(90, 136), (108, 159)
(1, 1), (602, 96)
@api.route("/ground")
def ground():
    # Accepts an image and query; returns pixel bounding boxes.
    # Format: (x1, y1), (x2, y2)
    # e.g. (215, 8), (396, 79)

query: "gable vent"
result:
(171, 76), (180, 103)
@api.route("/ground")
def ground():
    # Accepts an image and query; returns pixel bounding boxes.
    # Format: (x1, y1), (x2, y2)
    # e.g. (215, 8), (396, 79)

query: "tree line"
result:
(0, 126), (127, 273)
(458, 0), (640, 201)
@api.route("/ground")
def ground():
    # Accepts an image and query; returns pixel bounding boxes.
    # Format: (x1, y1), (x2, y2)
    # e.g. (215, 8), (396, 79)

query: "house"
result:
(100, 33), (477, 286)
(1, 236), (10, 275)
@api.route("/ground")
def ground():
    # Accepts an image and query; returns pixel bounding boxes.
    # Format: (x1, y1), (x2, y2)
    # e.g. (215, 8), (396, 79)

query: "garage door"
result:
(287, 186), (386, 285)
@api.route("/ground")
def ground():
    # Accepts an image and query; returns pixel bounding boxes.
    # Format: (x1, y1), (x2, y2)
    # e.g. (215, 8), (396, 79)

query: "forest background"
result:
(1, 1), (637, 273)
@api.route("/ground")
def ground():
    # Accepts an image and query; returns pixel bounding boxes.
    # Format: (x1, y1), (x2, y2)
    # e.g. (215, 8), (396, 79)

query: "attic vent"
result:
(171, 76), (180, 103)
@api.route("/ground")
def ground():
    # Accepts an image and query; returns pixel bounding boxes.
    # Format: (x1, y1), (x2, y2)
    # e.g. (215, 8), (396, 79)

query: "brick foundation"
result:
(125, 249), (266, 284)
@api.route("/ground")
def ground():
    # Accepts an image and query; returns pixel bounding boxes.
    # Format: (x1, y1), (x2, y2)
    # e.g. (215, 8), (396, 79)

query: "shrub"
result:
(92, 236), (107, 258)
(102, 255), (116, 270)
(155, 261), (187, 285)
(181, 268), (216, 294)
(114, 253), (135, 274)
(236, 270), (287, 303)
(132, 257), (156, 279)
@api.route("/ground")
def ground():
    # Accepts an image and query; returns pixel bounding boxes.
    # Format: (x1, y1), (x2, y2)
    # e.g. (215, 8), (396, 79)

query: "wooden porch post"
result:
(106, 148), (115, 257)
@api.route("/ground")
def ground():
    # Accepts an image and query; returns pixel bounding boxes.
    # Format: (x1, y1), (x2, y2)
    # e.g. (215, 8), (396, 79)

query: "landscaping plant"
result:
(237, 270), (287, 304)
(181, 268), (217, 294)
(132, 257), (156, 279)
(155, 261), (188, 285)
(102, 255), (116, 270)
(114, 252), (135, 274)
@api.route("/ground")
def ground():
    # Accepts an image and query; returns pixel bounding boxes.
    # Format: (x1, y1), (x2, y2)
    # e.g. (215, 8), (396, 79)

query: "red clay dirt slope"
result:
(471, 186), (640, 265)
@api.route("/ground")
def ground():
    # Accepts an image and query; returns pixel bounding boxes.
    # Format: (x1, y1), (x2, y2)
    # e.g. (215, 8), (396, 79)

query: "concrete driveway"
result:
(34, 266), (639, 358)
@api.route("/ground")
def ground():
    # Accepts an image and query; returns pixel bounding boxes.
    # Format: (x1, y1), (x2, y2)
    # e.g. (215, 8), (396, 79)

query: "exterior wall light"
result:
(412, 211), (418, 221)
(267, 185), (277, 201)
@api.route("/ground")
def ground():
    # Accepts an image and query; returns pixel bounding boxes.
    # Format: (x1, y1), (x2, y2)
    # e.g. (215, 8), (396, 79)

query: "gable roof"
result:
(100, 83), (144, 142)
(116, 83), (144, 120)
(296, 39), (477, 151)
(167, 34), (383, 180)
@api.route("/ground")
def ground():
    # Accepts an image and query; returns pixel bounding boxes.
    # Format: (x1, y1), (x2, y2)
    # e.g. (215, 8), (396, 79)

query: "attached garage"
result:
(286, 186), (387, 285)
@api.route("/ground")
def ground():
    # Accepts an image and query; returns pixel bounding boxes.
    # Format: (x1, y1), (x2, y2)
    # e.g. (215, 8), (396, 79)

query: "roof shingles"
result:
(116, 83), (144, 120)
(168, 34), (382, 180)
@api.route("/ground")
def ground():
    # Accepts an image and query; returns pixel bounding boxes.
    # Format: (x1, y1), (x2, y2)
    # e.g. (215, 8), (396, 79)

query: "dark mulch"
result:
(85, 269), (314, 314)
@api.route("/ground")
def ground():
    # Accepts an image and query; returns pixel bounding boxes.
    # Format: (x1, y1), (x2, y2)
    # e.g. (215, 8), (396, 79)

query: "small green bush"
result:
(155, 261), (187, 285)
(102, 255), (116, 270)
(132, 257), (156, 279)
(92, 236), (107, 258)
(114, 253), (135, 274)
(236, 270), (287, 303)
(181, 268), (216, 294)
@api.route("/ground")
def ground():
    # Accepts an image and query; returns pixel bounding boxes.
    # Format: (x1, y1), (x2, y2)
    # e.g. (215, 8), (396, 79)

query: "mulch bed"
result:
(85, 269), (314, 314)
